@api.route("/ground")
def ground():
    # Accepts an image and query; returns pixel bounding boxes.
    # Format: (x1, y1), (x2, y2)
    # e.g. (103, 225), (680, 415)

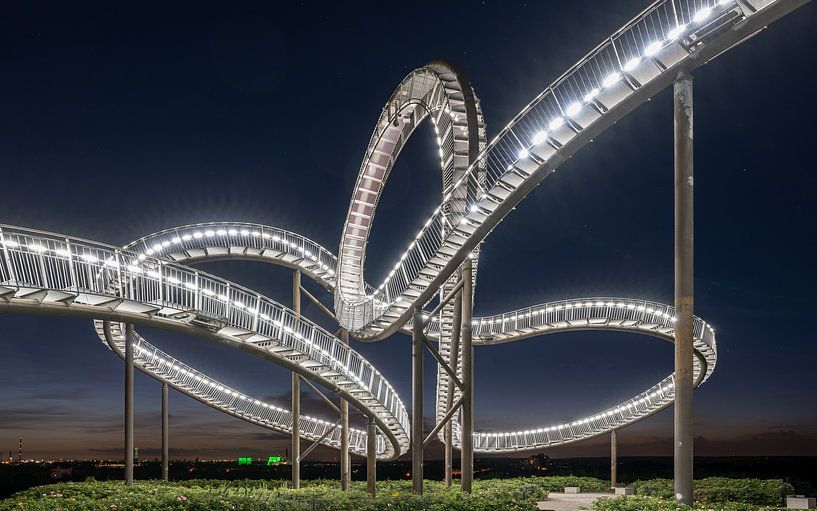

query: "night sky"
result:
(1, 1), (816, 462)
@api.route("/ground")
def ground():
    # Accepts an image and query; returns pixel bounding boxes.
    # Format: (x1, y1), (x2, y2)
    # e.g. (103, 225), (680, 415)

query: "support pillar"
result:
(291, 270), (301, 489)
(674, 71), (694, 505)
(443, 423), (453, 488)
(367, 416), (377, 496)
(444, 291), (462, 489)
(161, 382), (169, 482)
(411, 307), (424, 495)
(460, 258), (474, 493)
(340, 329), (350, 491)
(610, 429), (617, 489)
(124, 324), (134, 486)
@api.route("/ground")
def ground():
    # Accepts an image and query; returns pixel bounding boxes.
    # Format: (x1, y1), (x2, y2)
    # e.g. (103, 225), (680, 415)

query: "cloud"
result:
(0, 407), (77, 428)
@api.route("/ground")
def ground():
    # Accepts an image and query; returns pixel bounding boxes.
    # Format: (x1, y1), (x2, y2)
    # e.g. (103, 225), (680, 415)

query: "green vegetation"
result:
(0, 476), (795, 510)
(0, 478), (551, 511)
(591, 495), (771, 511)
(592, 477), (794, 511)
(627, 477), (793, 506)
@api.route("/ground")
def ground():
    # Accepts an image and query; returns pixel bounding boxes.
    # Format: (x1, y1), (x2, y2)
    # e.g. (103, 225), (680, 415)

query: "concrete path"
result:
(536, 492), (612, 511)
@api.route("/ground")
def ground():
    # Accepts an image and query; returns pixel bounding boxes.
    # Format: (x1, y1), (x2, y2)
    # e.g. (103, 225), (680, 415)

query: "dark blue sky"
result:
(1, 1), (816, 461)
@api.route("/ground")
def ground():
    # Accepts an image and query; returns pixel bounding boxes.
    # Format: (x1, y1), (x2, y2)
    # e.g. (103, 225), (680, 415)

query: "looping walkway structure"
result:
(0, 220), (716, 455)
(119, 222), (717, 453)
(0, 0), (808, 500)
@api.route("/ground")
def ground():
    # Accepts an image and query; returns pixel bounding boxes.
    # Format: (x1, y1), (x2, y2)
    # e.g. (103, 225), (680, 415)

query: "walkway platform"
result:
(537, 493), (611, 511)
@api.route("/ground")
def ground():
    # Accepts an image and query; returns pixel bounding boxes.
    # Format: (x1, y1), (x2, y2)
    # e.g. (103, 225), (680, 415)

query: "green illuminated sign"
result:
(237, 456), (282, 466)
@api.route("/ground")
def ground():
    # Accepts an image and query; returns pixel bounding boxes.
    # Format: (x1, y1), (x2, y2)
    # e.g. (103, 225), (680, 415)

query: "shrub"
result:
(694, 477), (792, 506)
(0, 476), (794, 510)
(630, 477), (674, 498)
(591, 495), (770, 511)
(629, 477), (793, 506)
(0, 479), (549, 511)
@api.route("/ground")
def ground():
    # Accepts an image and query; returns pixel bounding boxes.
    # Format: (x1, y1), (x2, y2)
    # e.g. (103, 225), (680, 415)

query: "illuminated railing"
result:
(0, 224), (408, 459)
(96, 321), (382, 456)
(335, 63), (486, 333)
(471, 297), (716, 349)
(335, 0), (777, 338)
(463, 375), (681, 452)
(125, 222), (337, 287)
(442, 296), (716, 451)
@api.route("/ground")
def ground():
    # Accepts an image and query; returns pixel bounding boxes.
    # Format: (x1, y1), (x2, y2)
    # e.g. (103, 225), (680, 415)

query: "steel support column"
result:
(291, 270), (301, 489)
(340, 329), (350, 491)
(124, 323), (134, 486)
(674, 72), (694, 505)
(444, 292), (462, 489)
(162, 382), (169, 482)
(367, 416), (377, 496)
(411, 307), (425, 495)
(460, 258), (474, 493)
(610, 429), (617, 489)
(411, 307), (424, 495)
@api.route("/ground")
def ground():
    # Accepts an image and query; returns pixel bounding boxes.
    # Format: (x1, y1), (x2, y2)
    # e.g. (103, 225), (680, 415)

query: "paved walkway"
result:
(536, 492), (611, 511)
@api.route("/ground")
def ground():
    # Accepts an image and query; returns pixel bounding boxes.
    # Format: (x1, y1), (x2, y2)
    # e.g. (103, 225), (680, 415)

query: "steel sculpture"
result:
(0, 0), (809, 502)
